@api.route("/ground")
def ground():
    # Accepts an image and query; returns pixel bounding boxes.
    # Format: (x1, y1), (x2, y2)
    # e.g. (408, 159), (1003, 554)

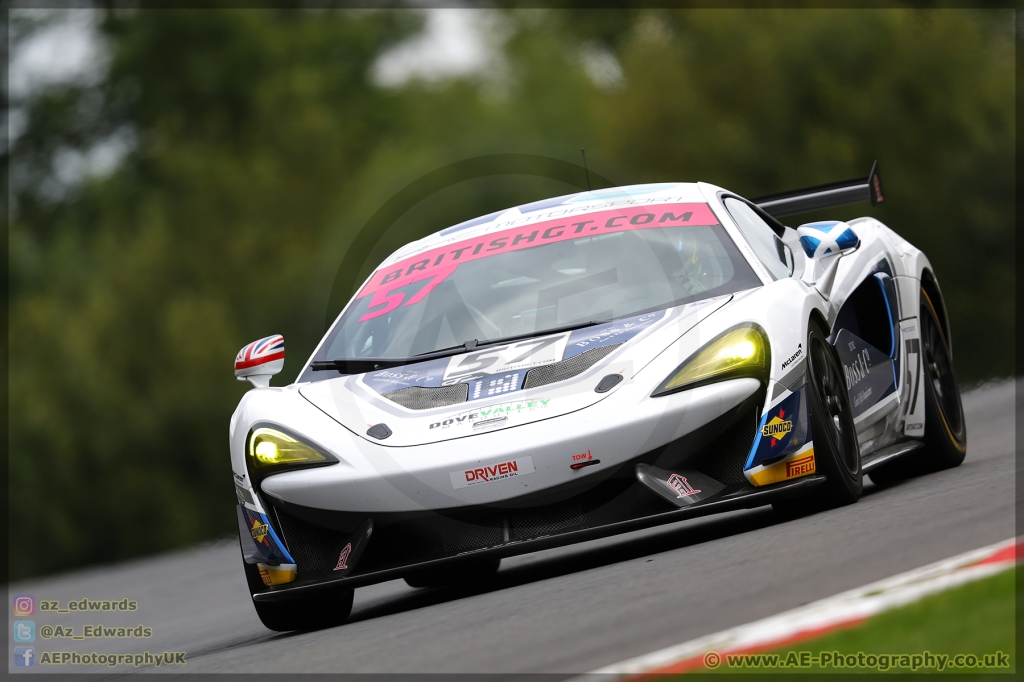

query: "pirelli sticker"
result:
(747, 445), (816, 487)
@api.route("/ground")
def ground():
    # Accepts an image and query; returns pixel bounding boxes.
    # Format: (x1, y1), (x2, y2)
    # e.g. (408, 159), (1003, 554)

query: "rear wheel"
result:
(404, 557), (501, 588)
(918, 287), (967, 466)
(869, 286), (966, 486)
(242, 558), (354, 632)
(774, 317), (861, 516)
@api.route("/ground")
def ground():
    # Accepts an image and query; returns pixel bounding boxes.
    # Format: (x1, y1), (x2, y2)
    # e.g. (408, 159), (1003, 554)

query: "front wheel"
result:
(774, 317), (861, 516)
(243, 559), (354, 632)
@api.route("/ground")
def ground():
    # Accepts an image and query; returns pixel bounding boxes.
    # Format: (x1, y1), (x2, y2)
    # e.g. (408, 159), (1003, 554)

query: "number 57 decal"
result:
(442, 334), (570, 384)
(358, 265), (458, 322)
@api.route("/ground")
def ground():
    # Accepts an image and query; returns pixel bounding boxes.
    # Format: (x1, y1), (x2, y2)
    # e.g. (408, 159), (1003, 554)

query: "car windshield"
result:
(315, 202), (761, 361)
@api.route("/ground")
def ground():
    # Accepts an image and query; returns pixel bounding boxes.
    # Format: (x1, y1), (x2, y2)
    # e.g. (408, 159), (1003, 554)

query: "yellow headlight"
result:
(654, 324), (769, 395)
(248, 428), (327, 468)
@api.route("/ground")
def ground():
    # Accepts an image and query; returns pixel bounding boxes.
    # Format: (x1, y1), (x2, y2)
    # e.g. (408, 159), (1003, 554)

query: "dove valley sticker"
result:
(429, 399), (552, 430)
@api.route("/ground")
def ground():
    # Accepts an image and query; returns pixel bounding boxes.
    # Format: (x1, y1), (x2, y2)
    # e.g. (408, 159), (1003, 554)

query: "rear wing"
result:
(752, 160), (885, 218)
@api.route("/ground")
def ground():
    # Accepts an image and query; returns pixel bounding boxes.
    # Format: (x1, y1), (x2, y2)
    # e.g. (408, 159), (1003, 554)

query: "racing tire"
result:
(774, 317), (862, 516)
(869, 286), (966, 487)
(404, 557), (501, 588)
(243, 559), (354, 632)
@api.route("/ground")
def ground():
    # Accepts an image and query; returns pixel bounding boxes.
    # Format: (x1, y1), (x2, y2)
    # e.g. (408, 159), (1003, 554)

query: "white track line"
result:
(573, 537), (1019, 680)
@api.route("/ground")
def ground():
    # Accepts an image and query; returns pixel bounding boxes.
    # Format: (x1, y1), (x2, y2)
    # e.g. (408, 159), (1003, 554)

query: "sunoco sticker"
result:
(450, 456), (535, 489)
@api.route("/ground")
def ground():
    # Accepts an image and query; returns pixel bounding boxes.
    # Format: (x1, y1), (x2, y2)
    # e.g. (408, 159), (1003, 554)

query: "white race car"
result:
(230, 163), (966, 630)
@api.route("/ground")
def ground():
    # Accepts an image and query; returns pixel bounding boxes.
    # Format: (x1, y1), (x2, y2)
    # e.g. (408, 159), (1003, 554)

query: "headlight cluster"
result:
(246, 427), (335, 480)
(653, 323), (770, 396)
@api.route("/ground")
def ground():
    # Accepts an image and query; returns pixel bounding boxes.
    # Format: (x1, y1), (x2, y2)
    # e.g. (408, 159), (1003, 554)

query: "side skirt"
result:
(861, 440), (925, 473)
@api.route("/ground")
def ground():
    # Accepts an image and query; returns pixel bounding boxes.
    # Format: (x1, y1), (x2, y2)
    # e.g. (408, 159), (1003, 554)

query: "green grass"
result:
(696, 567), (1015, 677)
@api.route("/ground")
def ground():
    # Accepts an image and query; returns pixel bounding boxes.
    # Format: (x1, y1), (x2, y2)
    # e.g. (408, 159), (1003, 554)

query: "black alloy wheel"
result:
(774, 317), (861, 516)
(921, 290), (967, 453)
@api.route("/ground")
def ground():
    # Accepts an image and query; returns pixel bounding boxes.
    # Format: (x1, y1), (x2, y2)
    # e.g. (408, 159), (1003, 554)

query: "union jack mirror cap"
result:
(235, 335), (285, 385)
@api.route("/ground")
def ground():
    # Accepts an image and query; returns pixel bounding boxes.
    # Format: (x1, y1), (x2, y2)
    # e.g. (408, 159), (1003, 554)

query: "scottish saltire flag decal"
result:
(796, 221), (859, 258)
(235, 335), (285, 372)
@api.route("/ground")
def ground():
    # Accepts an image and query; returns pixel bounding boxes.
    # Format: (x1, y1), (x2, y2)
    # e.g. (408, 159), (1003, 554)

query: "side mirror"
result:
(234, 335), (285, 388)
(797, 220), (860, 259)
(796, 221), (860, 298)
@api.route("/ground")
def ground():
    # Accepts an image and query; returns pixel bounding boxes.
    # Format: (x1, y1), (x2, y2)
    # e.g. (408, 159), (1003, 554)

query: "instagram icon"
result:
(12, 595), (34, 617)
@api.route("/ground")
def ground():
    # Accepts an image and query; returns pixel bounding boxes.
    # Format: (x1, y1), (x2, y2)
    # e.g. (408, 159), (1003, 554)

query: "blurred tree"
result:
(9, 8), (421, 578)
(8, 7), (1013, 579)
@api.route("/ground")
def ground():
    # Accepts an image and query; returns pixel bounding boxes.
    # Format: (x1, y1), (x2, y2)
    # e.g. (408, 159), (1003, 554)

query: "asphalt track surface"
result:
(10, 380), (1016, 676)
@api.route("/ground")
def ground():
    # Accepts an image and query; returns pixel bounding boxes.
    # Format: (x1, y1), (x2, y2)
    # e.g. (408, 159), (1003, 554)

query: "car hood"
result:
(298, 295), (734, 447)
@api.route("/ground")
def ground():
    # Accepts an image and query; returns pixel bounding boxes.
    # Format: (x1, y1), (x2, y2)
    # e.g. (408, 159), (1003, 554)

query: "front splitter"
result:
(253, 474), (826, 602)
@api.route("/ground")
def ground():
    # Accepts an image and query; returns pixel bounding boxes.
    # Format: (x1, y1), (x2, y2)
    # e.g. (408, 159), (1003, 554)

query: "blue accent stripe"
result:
(745, 412), (770, 470)
(880, 280), (896, 357)
(873, 274), (898, 391)
(259, 512), (296, 564)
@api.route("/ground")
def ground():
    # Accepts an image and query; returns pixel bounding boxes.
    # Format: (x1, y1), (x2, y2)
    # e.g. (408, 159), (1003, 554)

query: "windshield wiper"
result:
(310, 339), (481, 374)
(472, 318), (608, 350)
(310, 319), (608, 375)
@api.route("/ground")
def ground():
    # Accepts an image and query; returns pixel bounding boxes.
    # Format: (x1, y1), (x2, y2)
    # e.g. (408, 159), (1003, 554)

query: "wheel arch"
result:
(808, 308), (831, 338)
(920, 269), (952, 354)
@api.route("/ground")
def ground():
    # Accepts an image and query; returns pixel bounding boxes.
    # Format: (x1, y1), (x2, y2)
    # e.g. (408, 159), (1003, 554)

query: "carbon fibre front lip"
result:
(252, 474), (826, 601)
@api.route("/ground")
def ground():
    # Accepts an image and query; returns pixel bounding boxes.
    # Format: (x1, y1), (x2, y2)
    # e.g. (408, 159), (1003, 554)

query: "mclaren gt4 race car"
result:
(230, 163), (966, 631)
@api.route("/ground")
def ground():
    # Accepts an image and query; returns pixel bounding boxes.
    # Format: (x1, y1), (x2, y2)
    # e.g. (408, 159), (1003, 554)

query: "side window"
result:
(723, 198), (793, 280)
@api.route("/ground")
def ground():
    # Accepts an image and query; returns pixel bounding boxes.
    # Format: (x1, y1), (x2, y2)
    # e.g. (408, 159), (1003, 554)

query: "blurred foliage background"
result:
(8, 7), (1014, 579)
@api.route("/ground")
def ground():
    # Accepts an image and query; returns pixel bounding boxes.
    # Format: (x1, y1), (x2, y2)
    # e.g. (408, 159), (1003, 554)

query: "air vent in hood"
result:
(382, 383), (469, 410)
(378, 342), (624, 410)
(522, 343), (623, 390)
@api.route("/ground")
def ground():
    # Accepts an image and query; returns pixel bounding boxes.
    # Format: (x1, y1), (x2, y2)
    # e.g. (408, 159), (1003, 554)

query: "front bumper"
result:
(259, 377), (763, 513)
(253, 474), (825, 602)
(245, 387), (829, 599)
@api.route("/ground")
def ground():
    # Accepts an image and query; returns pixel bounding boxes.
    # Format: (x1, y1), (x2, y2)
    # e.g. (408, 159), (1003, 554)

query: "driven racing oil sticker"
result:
(450, 456), (536, 489)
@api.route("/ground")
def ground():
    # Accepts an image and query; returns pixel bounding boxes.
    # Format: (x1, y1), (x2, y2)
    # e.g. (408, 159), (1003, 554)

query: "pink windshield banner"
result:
(356, 202), (719, 321)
